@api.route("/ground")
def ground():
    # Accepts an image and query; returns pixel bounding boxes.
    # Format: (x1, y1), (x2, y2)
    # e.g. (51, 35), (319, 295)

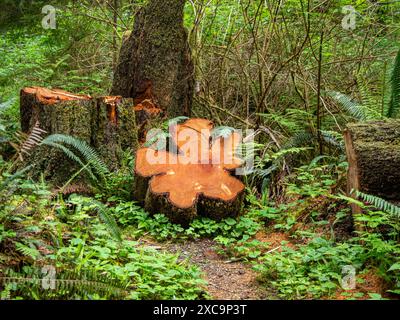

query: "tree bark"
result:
(111, 0), (194, 118)
(92, 96), (138, 170)
(344, 120), (400, 213)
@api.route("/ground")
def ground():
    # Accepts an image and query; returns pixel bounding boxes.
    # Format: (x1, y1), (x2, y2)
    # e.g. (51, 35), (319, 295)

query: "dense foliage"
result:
(1, 0), (400, 300)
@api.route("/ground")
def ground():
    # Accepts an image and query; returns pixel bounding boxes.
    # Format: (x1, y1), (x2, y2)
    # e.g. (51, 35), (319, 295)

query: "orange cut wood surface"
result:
(23, 87), (92, 105)
(135, 118), (245, 209)
(134, 99), (162, 115)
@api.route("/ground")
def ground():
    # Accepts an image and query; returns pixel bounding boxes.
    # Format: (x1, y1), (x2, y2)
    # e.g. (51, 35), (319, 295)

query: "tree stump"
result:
(20, 87), (93, 136)
(134, 118), (245, 225)
(20, 87), (137, 184)
(92, 96), (138, 170)
(344, 120), (400, 213)
(111, 0), (194, 118)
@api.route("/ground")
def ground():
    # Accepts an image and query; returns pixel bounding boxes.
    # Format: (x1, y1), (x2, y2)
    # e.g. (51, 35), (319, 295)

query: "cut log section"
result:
(20, 87), (137, 183)
(344, 120), (400, 213)
(134, 118), (245, 225)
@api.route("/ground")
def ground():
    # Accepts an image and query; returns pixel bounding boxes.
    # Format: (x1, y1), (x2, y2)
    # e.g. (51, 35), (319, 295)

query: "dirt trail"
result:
(160, 239), (275, 300)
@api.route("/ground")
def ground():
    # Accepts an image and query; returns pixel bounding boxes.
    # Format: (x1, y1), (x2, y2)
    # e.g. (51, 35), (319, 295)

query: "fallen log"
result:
(20, 87), (137, 183)
(344, 120), (400, 213)
(134, 118), (245, 225)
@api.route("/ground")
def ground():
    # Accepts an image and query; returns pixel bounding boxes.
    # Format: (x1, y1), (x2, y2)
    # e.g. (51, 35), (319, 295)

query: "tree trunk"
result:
(344, 120), (400, 213)
(20, 87), (137, 184)
(111, 0), (194, 118)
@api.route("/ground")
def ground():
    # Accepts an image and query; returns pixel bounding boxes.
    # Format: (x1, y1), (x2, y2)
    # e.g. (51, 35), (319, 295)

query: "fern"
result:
(388, 48), (400, 118)
(0, 98), (16, 111)
(11, 122), (47, 161)
(40, 134), (109, 178)
(42, 141), (97, 181)
(15, 242), (41, 260)
(69, 195), (122, 241)
(211, 126), (235, 139)
(282, 131), (315, 150)
(0, 164), (34, 191)
(320, 130), (344, 151)
(357, 76), (381, 118)
(91, 199), (122, 242)
(327, 91), (369, 121)
(166, 116), (189, 126)
(354, 190), (400, 218)
(0, 268), (129, 299)
(329, 48), (400, 120)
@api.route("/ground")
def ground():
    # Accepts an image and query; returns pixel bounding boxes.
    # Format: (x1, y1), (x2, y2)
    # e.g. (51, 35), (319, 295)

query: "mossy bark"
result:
(344, 120), (400, 208)
(92, 97), (138, 170)
(20, 90), (92, 140)
(198, 191), (245, 221)
(132, 175), (150, 204)
(144, 187), (197, 226)
(111, 0), (194, 117)
(143, 187), (244, 225)
(21, 96), (93, 185)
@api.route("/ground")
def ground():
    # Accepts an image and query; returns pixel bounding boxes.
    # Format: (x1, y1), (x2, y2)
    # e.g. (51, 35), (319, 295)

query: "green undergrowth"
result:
(0, 172), (208, 300)
(249, 160), (400, 300)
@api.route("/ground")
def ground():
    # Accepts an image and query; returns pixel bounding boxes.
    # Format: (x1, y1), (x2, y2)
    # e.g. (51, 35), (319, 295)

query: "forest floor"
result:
(139, 234), (286, 300)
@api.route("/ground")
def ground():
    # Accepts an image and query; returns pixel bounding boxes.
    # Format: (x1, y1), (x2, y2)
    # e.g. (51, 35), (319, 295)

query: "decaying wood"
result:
(134, 118), (245, 225)
(344, 120), (400, 214)
(134, 99), (163, 143)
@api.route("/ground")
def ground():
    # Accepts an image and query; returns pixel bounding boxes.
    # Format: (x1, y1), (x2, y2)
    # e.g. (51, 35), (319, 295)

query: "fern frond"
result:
(41, 141), (97, 182)
(68, 195), (121, 241)
(0, 164), (34, 191)
(90, 199), (122, 242)
(357, 76), (381, 118)
(327, 90), (368, 121)
(355, 190), (400, 218)
(0, 98), (16, 112)
(15, 242), (41, 260)
(13, 122), (47, 161)
(320, 130), (344, 151)
(211, 126), (235, 139)
(0, 268), (129, 299)
(282, 131), (315, 149)
(40, 134), (109, 177)
(388, 48), (400, 118)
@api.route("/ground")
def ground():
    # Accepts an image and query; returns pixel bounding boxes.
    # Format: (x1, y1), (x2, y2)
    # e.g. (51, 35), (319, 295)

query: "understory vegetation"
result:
(1, 0), (400, 300)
